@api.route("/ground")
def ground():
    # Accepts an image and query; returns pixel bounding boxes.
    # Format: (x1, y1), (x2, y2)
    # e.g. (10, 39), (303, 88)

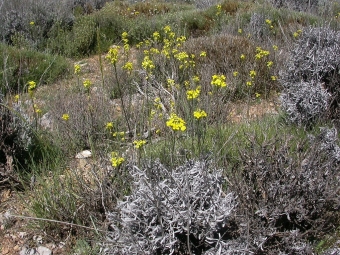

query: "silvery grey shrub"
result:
(280, 26), (340, 127)
(104, 160), (238, 255)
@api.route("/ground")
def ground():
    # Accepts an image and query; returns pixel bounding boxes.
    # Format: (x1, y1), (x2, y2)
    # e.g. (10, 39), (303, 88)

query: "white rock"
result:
(37, 246), (52, 255)
(75, 150), (92, 159)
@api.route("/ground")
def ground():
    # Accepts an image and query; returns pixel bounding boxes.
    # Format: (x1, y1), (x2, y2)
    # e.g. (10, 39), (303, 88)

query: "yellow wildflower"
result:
(249, 70), (256, 79)
(265, 19), (272, 25)
(122, 62), (133, 72)
(271, 75), (277, 81)
(106, 122), (114, 130)
(133, 140), (147, 149)
(255, 92), (261, 98)
(62, 114), (70, 121)
(211, 74), (227, 88)
(186, 86), (201, 100)
(14, 94), (19, 102)
(193, 109), (207, 119)
(267, 61), (273, 68)
(164, 25), (171, 34)
(246, 81), (252, 86)
(142, 56), (155, 73)
(153, 31), (160, 41)
(200, 51), (207, 57)
(166, 113), (186, 131)
(273, 45), (278, 51)
(238, 28), (242, 34)
(106, 46), (120, 65)
(111, 152), (124, 168)
(83, 79), (92, 90)
(240, 54), (246, 60)
(28, 81), (36, 92)
(30, 21), (35, 26)
(74, 63), (81, 75)
(233, 71), (239, 77)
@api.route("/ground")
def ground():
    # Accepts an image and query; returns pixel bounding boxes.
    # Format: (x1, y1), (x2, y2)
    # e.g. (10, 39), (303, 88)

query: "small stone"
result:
(37, 246), (52, 255)
(75, 150), (92, 159)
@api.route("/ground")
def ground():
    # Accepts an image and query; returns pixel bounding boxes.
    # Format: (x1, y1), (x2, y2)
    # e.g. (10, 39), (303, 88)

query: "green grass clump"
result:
(0, 43), (70, 95)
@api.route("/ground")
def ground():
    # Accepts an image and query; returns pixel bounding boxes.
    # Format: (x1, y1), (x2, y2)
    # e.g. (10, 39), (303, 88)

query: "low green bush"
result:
(0, 43), (70, 95)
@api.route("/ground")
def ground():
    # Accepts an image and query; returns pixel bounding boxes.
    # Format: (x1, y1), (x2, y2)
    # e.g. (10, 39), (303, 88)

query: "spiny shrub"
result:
(105, 160), (237, 254)
(228, 127), (340, 254)
(280, 26), (340, 127)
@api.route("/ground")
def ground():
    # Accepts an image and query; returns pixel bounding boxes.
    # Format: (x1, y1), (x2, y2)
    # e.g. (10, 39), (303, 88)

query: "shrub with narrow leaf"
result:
(105, 160), (237, 255)
(280, 26), (340, 127)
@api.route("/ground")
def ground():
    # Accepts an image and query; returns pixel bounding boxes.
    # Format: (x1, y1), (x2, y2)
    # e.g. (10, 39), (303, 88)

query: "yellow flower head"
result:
(200, 51), (207, 57)
(267, 61), (273, 68)
(233, 71), (239, 77)
(166, 113), (186, 131)
(238, 28), (242, 34)
(186, 86), (201, 100)
(74, 63), (81, 75)
(30, 21), (35, 26)
(133, 139), (147, 149)
(123, 62), (133, 72)
(246, 81), (252, 86)
(164, 25), (172, 34)
(106, 46), (120, 65)
(249, 70), (256, 79)
(271, 75), (277, 81)
(14, 94), (19, 102)
(153, 31), (161, 41)
(193, 109), (207, 119)
(142, 56), (155, 73)
(211, 74), (227, 88)
(83, 79), (92, 90)
(273, 45), (278, 51)
(122, 31), (128, 40)
(28, 81), (36, 92)
(255, 92), (261, 98)
(240, 54), (246, 60)
(111, 152), (125, 168)
(62, 114), (70, 121)
(106, 122), (114, 130)
(265, 19), (272, 25)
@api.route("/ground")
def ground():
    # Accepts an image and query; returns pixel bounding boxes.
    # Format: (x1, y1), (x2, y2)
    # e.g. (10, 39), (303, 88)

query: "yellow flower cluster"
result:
(186, 86), (201, 100)
(106, 122), (114, 130)
(133, 139), (147, 149)
(111, 152), (124, 168)
(74, 63), (81, 75)
(265, 19), (274, 29)
(153, 31), (161, 42)
(216, 4), (222, 15)
(193, 109), (207, 119)
(142, 56), (155, 73)
(211, 74), (227, 87)
(166, 113), (186, 131)
(122, 31), (129, 52)
(28, 81), (36, 92)
(293, 29), (303, 38)
(240, 54), (246, 60)
(106, 46), (120, 65)
(62, 113), (70, 121)
(267, 61), (273, 68)
(123, 62), (133, 72)
(200, 51), (207, 57)
(255, 47), (270, 60)
(83, 79), (92, 90)
(249, 70), (256, 79)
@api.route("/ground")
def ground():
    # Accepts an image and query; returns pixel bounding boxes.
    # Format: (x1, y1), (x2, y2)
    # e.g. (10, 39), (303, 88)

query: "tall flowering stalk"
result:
(106, 43), (132, 133)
